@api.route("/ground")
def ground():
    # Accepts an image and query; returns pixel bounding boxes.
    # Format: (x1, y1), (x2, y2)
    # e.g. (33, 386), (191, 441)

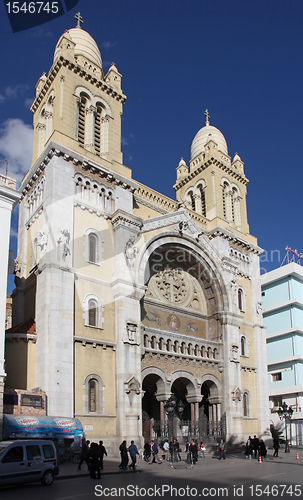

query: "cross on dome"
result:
(75, 12), (83, 28)
(204, 109), (210, 125)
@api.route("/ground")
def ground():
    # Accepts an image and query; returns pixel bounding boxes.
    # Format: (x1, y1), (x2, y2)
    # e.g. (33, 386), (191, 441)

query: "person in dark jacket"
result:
(78, 439), (90, 470)
(245, 436), (252, 459)
(88, 442), (101, 479)
(119, 440), (128, 469)
(98, 440), (107, 470)
(273, 437), (280, 457)
(259, 439), (267, 460)
(143, 442), (151, 462)
(252, 435), (259, 458)
(128, 440), (139, 470)
(149, 440), (161, 464)
(189, 439), (198, 464)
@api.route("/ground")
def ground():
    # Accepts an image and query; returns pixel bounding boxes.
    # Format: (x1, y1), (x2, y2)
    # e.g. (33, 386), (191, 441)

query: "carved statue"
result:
(125, 236), (137, 268)
(57, 229), (71, 261)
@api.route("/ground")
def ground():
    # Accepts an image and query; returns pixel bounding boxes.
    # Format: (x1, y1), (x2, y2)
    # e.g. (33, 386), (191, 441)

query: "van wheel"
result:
(41, 470), (54, 486)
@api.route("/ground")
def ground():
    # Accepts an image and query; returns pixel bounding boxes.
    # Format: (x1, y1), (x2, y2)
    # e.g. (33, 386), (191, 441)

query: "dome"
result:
(54, 26), (102, 70)
(190, 122), (228, 160)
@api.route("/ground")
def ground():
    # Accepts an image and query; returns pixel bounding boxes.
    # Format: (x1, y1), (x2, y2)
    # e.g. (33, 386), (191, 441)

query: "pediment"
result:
(142, 208), (203, 238)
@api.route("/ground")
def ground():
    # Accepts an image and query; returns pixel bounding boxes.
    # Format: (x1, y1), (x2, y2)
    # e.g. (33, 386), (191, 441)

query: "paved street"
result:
(0, 450), (302, 500)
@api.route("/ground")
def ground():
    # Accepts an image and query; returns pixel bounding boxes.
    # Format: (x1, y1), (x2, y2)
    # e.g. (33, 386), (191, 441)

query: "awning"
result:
(3, 414), (84, 440)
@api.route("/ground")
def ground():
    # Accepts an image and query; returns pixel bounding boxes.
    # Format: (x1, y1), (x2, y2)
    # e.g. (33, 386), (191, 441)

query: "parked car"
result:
(0, 439), (59, 486)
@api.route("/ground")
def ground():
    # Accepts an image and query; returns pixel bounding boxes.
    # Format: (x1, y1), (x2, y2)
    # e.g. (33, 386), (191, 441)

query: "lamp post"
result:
(164, 395), (185, 464)
(278, 402), (293, 453)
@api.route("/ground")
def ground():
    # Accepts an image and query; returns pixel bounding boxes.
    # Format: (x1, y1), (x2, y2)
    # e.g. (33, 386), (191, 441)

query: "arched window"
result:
(88, 299), (97, 326)
(243, 391), (250, 417)
(89, 379), (97, 412)
(198, 185), (206, 216)
(222, 182), (228, 219)
(240, 335), (248, 357)
(189, 191), (195, 211)
(84, 228), (104, 266)
(83, 294), (104, 329)
(84, 373), (104, 414)
(238, 288), (246, 312)
(94, 105), (102, 155)
(241, 335), (246, 356)
(89, 233), (97, 263)
(77, 95), (87, 146)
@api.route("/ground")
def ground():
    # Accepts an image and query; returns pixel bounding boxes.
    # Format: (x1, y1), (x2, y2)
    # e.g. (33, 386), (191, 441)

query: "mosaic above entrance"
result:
(141, 305), (206, 338)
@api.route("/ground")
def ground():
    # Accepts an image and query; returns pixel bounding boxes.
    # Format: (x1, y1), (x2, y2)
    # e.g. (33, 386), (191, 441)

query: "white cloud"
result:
(0, 119), (33, 184)
(121, 136), (129, 146)
(101, 41), (116, 50)
(0, 84), (29, 104)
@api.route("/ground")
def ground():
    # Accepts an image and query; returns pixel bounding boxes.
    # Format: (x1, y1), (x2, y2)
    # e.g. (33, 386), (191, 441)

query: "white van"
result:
(0, 440), (59, 486)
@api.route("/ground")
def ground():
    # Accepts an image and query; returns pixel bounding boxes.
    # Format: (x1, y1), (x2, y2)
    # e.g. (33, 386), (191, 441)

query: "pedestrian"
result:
(128, 440), (139, 470)
(198, 441), (205, 459)
(149, 440), (161, 464)
(273, 437), (279, 457)
(185, 440), (190, 463)
(143, 441), (151, 462)
(173, 439), (180, 462)
(88, 442), (101, 479)
(217, 439), (226, 460)
(98, 440), (107, 470)
(78, 439), (90, 471)
(163, 440), (170, 461)
(252, 435), (259, 458)
(175, 439), (181, 461)
(245, 436), (252, 459)
(119, 440), (128, 469)
(259, 439), (267, 460)
(189, 439), (198, 464)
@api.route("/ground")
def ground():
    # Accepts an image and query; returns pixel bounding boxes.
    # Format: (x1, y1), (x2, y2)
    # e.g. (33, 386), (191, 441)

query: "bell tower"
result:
(30, 14), (127, 175)
(174, 110), (249, 235)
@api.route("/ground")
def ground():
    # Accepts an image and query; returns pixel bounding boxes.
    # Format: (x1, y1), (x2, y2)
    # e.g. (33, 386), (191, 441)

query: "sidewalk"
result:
(57, 449), (303, 480)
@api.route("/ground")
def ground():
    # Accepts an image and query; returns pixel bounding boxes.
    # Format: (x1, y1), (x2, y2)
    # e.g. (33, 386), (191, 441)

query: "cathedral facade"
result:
(8, 22), (269, 451)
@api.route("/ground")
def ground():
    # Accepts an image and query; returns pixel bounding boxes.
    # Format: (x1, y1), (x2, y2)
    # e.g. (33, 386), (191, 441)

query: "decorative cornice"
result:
(31, 56), (126, 114)
(5, 333), (36, 343)
(111, 209), (143, 232)
(208, 227), (262, 255)
(241, 364), (257, 373)
(74, 336), (116, 350)
(20, 142), (138, 199)
(173, 157), (248, 191)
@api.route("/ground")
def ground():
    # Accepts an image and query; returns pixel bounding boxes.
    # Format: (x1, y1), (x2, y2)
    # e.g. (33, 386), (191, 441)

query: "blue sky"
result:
(0, 0), (302, 292)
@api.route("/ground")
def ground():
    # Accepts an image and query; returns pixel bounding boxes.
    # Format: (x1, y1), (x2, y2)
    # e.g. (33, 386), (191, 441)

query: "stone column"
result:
(160, 401), (165, 436)
(111, 209), (145, 448)
(85, 105), (96, 152)
(35, 154), (75, 417)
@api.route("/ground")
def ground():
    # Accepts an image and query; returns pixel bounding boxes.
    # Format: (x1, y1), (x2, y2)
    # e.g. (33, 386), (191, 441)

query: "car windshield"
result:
(0, 445), (9, 457)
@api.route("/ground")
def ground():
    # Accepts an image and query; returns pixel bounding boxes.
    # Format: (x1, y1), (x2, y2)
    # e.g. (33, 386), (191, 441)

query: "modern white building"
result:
(0, 173), (21, 437)
(261, 261), (303, 445)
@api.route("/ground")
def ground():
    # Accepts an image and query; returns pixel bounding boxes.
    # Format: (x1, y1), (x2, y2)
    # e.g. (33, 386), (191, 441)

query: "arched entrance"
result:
(139, 236), (228, 444)
(198, 379), (226, 442)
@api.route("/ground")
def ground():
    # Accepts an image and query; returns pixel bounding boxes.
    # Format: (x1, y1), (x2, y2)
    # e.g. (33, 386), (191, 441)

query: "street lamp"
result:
(164, 395), (185, 465)
(278, 402), (293, 453)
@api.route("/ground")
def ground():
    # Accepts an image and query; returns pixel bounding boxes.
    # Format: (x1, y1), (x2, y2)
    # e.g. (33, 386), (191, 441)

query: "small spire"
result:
(204, 109), (210, 125)
(75, 12), (83, 28)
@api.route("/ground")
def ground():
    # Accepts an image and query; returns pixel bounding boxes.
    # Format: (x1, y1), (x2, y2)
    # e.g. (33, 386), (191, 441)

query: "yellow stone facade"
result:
(7, 23), (269, 453)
